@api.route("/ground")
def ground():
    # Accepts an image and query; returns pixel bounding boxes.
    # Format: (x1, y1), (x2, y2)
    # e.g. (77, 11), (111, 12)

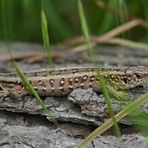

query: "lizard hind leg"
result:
(0, 83), (9, 102)
(108, 86), (129, 101)
(8, 85), (28, 98)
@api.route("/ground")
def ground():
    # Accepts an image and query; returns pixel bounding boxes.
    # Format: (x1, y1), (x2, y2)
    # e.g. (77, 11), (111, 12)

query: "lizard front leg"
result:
(0, 83), (28, 102)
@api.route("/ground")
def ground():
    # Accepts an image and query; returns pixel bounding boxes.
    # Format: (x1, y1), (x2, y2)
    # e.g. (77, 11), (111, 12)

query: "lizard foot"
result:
(0, 84), (9, 103)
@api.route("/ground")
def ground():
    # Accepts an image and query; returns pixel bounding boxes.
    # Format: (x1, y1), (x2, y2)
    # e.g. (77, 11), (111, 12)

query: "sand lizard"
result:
(0, 66), (148, 99)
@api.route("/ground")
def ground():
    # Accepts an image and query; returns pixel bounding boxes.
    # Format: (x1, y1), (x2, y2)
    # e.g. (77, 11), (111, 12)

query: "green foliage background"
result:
(0, 0), (148, 43)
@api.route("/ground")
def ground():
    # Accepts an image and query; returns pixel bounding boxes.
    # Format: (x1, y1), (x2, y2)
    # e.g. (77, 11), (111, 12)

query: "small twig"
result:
(68, 19), (148, 44)
(96, 0), (135, 20)
(70, 43), (96, 53)
(70, 37), (148, 53)
(101, 38), (148, 52)
(66, 19), (148, 53)
(97, 19), (143, 41)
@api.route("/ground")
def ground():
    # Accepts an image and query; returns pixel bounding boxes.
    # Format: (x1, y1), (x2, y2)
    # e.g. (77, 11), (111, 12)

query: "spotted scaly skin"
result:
(0, 66), (148, 98)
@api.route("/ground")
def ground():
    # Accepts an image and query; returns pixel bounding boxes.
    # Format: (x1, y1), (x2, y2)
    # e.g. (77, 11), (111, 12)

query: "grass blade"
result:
(95, 0), (115, 35)
(78, 0), (95, 63)
(142, 137), (148, 148)
(11, 59), (57, 124)
(2, 0), (57, 124)
(41, 5), (52, 64)
(99, 77), (121, 137)
(6, 48), (57, 124)
(129, 113), (148, 135)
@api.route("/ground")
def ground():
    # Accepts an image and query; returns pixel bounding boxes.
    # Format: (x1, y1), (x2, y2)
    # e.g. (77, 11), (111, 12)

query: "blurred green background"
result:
(0, 0), (148, 43)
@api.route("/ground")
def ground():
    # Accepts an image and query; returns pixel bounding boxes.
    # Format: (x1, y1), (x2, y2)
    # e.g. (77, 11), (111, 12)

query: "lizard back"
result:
(0, 66), (148, 96)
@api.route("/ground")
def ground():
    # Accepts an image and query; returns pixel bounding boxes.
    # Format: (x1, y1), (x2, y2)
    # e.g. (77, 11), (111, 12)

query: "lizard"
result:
(0, 66), (148, 100)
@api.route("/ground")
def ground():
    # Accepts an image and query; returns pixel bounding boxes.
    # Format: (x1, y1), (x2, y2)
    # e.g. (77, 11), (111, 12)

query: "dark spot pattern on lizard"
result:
(90, 75), (95, 81)
(80, 83), (84, 88)
(74, 77), (79, 83)
(59, 87), (65, 94)
(68, 85), (73, 91)
(59, 77), (65, 86)
(68, 78), (73, 85)
(82, 75), (88, 81)
(38, 80), (46, 87)
(49, 79), (55, 87)
(42, 87), (47, 94)
(72, 69), (79, 74)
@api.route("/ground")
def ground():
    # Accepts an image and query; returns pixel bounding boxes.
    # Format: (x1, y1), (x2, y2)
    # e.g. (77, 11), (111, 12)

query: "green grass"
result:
(1, 0), (57, 124)
(129, 113), (148, 135)
(0, 0), (148, 42)
(142, 137), (148, 148)
(76, 1), (148, 147)
(95, 0), (116, 35)
(78, 0), (95, 63)
(0, 0), (148, 147)
(11, 59), (57, 124)
(99, 77), (121, 137)
(78, 0), (122, 143)
(41, 5), (52, 64)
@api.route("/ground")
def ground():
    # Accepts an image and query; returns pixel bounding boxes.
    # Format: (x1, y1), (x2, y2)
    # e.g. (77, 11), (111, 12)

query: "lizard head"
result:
(119, 66), (148, 89)
(99, 66), (148, 90)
